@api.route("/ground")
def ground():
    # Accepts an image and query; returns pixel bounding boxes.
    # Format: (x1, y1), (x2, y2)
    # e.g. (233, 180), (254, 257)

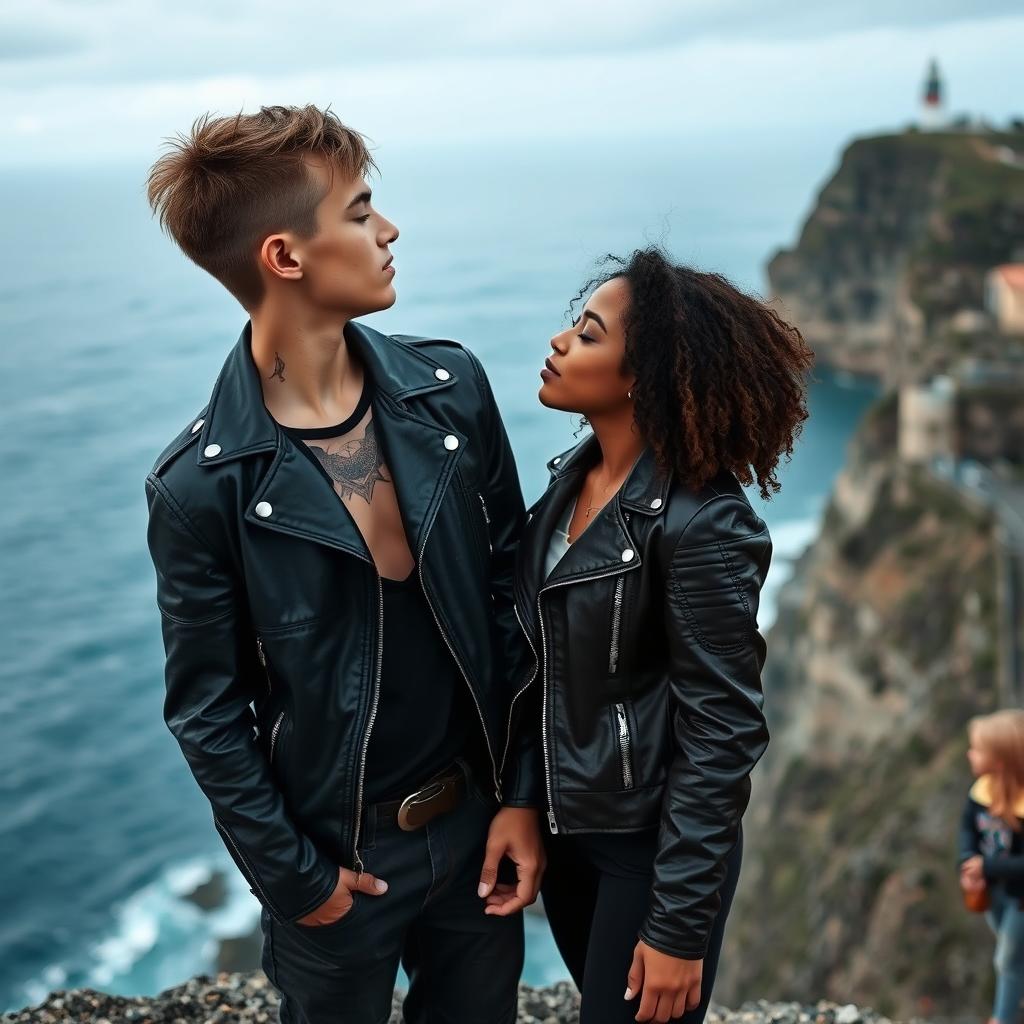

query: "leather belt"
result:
(366, 762), (467, 832)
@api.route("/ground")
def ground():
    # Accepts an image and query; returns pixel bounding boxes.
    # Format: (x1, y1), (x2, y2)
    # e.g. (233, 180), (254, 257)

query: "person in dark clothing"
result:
(509, 248), (814, 1023)
(958, 709), (1024, 1024)
(143, 104), (544, 1024)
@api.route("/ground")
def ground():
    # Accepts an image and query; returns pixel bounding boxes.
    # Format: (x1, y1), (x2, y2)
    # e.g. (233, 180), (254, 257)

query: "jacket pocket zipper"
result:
(214, 815), (281, 920)
(269, 710), (286, 764)
(477, 493), (493, 553)
(608, 577), (625, 674)
(256, 635), (271, 696)
(614, 702), (634, 789)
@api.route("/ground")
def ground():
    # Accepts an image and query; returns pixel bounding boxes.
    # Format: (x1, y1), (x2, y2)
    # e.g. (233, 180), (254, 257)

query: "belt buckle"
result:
(396, 779), (448, 831)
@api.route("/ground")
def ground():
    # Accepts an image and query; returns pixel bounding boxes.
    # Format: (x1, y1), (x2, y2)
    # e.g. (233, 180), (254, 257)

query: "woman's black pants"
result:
(540, 822), (743, 1024)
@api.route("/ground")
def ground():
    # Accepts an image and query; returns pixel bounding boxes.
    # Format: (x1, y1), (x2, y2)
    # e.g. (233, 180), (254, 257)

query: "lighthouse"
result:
(921, 58), (945, 130)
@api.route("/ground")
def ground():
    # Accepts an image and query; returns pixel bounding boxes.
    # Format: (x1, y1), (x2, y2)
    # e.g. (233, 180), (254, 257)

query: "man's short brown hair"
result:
(146, 104), (376, 310)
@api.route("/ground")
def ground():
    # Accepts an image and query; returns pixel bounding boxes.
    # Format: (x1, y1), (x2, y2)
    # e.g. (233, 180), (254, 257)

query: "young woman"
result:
(959, 709), (1024, 1024)
(505, 247), (812, 1023)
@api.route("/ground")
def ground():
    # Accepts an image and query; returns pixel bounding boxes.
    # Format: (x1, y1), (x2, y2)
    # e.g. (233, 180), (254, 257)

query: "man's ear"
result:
(260, 234), (303, 283)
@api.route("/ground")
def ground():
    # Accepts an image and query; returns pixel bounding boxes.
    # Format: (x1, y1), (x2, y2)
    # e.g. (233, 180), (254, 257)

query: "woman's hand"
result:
(625, 940), (702, 1022)
(960, 854), (986, 892)
(478, 807), (546, 915)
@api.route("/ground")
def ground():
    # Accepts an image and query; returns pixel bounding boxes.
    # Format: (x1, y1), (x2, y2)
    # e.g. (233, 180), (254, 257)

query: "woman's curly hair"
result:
(569, 246), (814, 500)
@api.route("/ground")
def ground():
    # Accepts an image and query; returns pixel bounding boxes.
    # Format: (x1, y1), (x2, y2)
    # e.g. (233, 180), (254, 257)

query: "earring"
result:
(627, 390), (633, 400)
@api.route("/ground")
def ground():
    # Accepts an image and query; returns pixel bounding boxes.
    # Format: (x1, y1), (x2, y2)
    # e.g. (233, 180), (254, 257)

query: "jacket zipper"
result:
(419, 513), (502, 803)
(214, 815), (282, 920)
(534, 511), (634, 835)
(608, 577), (625, 674)
(614, 702), (634, 789)
(498, 493), (580, 791)
(351, 573), (384, 873)
(257, 638), (286, 765)
(498, 605), (541, 791)
(269, 710), (286, 764)
(256, 636), (271, 696)
(535, 591), (559, 834)
(477, 492), (493, 552)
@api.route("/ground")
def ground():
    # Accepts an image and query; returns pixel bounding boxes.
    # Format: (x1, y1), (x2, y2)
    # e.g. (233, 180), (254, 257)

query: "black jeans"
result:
(541, 823), (743, 1024)
(260, 757), (525, 1024)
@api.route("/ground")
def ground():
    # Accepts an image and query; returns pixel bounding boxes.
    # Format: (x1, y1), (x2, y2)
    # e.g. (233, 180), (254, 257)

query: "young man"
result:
(143, 104), (545, 1024)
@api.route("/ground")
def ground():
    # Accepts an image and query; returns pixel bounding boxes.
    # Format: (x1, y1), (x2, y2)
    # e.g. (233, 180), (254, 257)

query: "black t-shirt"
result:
(279, 385), (475, 803)
(367, 574), (475, 802)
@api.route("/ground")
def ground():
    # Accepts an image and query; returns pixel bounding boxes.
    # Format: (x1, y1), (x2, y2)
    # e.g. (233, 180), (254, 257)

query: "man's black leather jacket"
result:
(144, 321), (536, 926)
(511, 435), (772, 959)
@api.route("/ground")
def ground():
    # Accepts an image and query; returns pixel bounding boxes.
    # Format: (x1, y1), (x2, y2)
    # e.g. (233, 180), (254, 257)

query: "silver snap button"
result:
(191, 419), (205, 434)
(254, 501), (273, 518)
(621, 548), (634, 562)
(443, 434), (459, 451)
(650, 498), (663, 510)
(204, 443), (222, 458)
(553, 457), (561, 466)
(434, 368), (451, 381)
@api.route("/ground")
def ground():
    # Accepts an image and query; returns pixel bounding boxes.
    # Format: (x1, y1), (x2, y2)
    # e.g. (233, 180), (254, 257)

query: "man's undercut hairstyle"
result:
(146, 104), (376, 310)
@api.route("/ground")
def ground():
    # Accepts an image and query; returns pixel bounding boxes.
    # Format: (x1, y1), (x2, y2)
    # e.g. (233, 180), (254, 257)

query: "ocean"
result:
(0, 139), (877, 1010)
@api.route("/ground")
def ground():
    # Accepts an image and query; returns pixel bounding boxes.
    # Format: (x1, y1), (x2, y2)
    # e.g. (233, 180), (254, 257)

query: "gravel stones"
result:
(1, 974), (910, 1024)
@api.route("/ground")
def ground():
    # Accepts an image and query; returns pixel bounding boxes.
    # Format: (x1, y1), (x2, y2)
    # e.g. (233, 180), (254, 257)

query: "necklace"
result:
(568, 475), (619, 543)
(582, 476), (618, 518)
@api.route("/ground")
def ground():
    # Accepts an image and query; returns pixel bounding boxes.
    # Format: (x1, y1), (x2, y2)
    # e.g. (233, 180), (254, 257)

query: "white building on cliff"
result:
(986, 265), (1024, 335)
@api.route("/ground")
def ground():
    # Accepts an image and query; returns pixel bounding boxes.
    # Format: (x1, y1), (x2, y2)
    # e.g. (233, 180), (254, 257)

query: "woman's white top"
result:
(544, 496), (578, 580)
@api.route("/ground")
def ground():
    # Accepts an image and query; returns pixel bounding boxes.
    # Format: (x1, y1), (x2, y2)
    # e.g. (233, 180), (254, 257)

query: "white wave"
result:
(16, 850), (261, 1008)
(165, 859), (216, 897)
(769, 516), (820, 562)
(88, 899), (162, 987)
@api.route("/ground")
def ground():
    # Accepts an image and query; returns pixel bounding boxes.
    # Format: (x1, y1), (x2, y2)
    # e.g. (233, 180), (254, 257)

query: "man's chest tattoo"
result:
(308, 419), (390, 503)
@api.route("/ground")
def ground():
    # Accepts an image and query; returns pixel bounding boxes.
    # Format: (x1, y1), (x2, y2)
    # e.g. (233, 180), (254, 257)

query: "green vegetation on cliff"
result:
(767, 128), (1024, 380)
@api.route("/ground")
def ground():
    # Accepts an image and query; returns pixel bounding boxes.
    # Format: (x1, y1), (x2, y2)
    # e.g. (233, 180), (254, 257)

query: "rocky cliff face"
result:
(767, 131), (1024, 383)
(713, 395), (1003, 1019)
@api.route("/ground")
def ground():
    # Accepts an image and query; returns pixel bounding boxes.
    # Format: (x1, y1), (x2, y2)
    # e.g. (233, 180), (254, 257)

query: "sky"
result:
(1, 1), (1022, 167)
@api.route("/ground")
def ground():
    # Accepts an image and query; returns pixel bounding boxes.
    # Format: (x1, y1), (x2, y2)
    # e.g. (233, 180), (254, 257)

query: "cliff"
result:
(713, 395), (1004, 1019)
(767, 130), (1024, 383)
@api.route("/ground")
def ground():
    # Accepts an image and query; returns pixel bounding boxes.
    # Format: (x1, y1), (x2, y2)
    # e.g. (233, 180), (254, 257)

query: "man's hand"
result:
(960, 854), (986, 892)
(296, 867), (389, 926)
(625, 940), (703, 1023)
(478, 807), (545, 916)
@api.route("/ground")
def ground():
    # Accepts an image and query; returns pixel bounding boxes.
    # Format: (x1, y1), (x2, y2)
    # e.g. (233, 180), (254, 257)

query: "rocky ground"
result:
(0, 868), (946, 1023)
(1, 971), (923, 1024)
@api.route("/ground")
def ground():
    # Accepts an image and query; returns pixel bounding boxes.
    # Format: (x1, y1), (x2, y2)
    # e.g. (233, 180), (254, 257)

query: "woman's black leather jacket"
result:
(510, 435), (771, 959)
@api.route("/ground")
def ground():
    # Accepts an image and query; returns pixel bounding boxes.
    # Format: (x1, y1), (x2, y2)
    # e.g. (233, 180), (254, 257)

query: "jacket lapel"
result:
(371, 391), (466, 560)
(516, 435), (671, 639)
(541, 498), (638, 587)
(195, 320), (464, 564)
(246, 440), (374, 561)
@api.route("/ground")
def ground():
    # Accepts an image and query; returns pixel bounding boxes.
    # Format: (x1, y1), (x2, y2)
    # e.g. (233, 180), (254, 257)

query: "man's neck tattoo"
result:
(308, 419), (390, 503)
(268, 353), (286, 382)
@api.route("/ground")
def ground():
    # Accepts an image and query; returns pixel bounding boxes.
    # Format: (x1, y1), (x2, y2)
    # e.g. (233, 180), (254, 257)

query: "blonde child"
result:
(959, 709), (1024, 1024)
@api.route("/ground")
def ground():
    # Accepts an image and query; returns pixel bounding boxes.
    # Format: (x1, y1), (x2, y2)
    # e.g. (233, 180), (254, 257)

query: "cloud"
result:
(0, 0), (1020, 89)
(0, 18), (85, 61)
(0, 5), (1021, 167)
